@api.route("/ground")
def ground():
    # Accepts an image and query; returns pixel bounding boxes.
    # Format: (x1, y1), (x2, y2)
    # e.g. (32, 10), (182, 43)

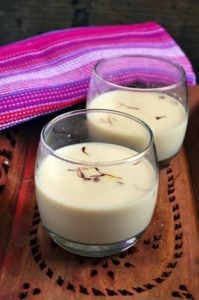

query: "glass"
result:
(35, 109), (158, 257)
(87, 55), (188, 165)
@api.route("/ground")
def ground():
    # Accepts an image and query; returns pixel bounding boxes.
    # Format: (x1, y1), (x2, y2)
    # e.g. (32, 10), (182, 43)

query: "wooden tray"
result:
(0, 87), (198, 300)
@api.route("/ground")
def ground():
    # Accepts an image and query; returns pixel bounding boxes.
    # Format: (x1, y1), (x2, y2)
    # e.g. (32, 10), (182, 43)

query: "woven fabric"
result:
(0, 22), (196, 130)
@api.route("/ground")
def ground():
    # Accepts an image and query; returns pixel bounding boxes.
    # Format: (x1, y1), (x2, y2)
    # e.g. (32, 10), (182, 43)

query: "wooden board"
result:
(0, 87), (198, 299)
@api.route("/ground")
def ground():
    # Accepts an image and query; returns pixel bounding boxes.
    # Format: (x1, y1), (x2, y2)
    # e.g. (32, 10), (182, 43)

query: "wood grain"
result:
(185, 86), (199, 215)
(0, 87), (198, 299)
(0, 0), (198, 79)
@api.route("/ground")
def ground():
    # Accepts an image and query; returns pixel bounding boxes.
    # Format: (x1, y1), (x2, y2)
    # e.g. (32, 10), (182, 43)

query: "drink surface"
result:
(88, 90), (187, 161)
(35, 142), (157, 244)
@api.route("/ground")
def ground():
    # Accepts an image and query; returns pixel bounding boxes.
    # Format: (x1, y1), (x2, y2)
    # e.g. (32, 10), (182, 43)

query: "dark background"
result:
(0, 0), (198, 80)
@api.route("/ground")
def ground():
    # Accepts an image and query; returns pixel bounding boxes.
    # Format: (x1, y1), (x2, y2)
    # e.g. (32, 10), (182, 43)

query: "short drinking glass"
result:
(35, 109), (158, 257)
(87, 55), (188, 164)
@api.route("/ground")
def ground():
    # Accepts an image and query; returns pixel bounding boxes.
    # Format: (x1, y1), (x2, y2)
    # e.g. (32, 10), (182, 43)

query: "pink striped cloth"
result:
(0, 21), (196, 130)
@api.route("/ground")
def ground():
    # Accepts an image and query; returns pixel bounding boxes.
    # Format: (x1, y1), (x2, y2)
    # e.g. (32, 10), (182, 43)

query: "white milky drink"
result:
(87, 90), (188, 161)
(35, 142), (158, 245)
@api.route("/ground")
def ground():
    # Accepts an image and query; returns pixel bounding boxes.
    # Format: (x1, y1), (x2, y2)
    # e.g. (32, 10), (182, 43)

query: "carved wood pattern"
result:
(24, 163), (189, 298)
(0, 87), (198, 300)
(0, 129), (16, 188)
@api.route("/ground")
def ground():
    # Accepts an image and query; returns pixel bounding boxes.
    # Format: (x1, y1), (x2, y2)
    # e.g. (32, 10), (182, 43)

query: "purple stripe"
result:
(0, 78), (89, 112)
(0, 44), (179, 80)
(0, 22), (196, 131)
(0, 77), (89, 98)
(0, 31), (170, 69)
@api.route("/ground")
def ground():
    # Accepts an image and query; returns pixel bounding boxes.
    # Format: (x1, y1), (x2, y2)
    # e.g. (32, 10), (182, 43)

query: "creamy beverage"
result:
(87, 90), (188, 161)
(35, 142), (158, 245)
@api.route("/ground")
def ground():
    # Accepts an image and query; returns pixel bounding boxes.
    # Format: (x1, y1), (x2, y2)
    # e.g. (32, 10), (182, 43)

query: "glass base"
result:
(46, 229), (137, 257)
(159, 158), (171, 169)
(159, 152), (178, 169)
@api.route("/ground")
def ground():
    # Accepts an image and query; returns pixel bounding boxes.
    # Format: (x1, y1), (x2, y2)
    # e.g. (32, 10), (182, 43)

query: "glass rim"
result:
(41, 108), (155, 166)
(93, 54), (187, 92)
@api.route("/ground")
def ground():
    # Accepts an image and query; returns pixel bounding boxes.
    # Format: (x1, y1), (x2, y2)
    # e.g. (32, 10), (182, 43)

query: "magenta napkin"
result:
(0, 21), (196, 130)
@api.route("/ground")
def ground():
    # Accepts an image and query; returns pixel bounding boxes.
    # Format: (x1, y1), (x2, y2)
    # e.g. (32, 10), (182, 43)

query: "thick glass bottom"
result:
(159, 152), (178, 169)
(46, 229), (138, 257)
